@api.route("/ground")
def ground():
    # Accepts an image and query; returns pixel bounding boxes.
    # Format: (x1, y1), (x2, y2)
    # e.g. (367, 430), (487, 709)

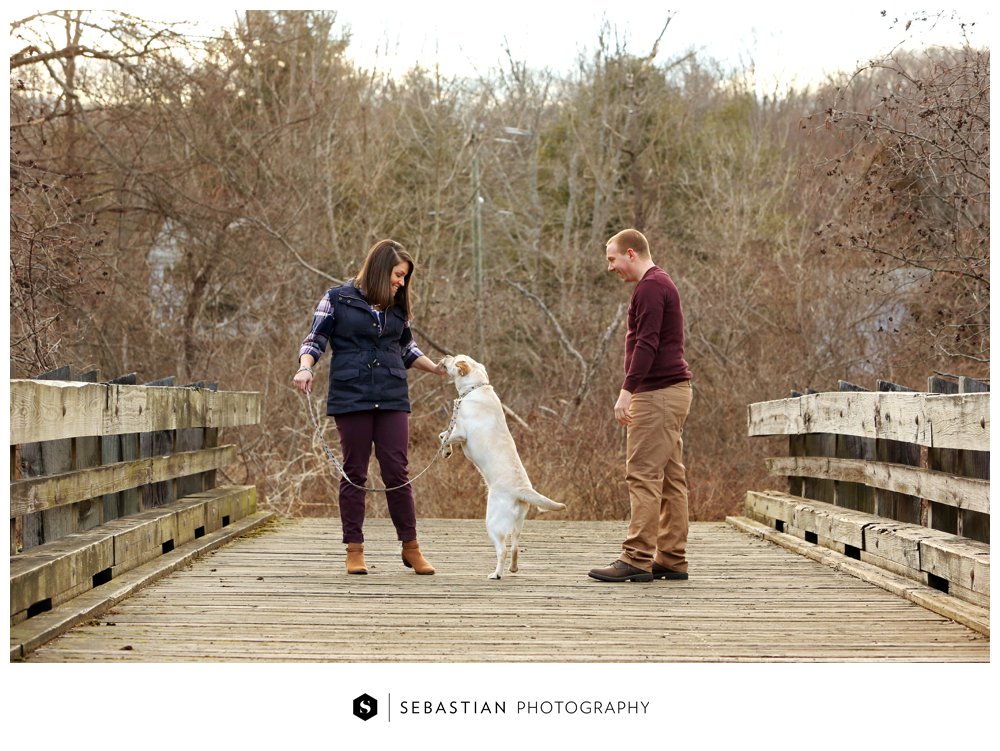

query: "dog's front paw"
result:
(488, 572), (501, 580)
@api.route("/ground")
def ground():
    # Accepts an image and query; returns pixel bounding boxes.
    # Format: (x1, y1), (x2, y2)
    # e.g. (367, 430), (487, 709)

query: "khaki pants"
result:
(621, 381), (692, 572)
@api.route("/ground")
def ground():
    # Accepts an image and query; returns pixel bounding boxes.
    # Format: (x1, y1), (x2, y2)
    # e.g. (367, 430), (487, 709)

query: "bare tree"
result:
(816, 35), (989, 368)
(9, 11), (191, 375)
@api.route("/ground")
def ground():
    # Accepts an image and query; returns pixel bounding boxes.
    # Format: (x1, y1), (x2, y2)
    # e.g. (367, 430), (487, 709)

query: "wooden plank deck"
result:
(17, 518), (989, 662)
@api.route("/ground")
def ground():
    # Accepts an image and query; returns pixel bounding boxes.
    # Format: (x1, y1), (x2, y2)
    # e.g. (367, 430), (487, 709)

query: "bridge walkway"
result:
(19, 518), (988, 662)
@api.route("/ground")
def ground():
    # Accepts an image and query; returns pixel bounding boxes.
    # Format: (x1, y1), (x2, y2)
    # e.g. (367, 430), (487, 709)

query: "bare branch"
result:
(506, 280), (587, 373)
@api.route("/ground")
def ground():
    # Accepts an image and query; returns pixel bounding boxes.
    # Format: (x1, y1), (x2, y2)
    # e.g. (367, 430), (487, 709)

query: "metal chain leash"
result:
(302, 384), (486, 493)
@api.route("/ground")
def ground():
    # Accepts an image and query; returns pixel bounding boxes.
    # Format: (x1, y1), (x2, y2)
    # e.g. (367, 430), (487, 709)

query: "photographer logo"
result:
(353, 694), (378, 721)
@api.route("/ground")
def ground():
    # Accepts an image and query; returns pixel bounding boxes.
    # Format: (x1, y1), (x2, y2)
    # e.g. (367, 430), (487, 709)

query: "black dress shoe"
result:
(652, 562), (689, 580)
(588, 560), (654, 582)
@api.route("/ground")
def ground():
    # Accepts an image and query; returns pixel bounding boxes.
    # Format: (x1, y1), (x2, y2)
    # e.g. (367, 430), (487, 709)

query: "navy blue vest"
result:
(325, 282), (411, 415)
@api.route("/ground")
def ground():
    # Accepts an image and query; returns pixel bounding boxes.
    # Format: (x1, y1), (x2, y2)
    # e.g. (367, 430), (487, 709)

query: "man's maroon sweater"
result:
(623, 266), (692, 394)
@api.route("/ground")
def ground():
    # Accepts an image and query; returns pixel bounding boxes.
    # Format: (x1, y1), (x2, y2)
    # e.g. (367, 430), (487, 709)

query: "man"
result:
(589, 228), (693, 583)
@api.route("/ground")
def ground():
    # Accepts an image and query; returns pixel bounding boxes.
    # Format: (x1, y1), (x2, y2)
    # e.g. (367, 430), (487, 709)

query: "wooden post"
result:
(141, 376), (177, 508)
(801, 388), (836, 504)
(31, 367), (74, 548)
(787, 390), (804, 497)
(104, 373), (138, 518)
(956, 376), (989, 543)
(874, 380), (921, 523)
(925, 376), (960, 534)
(10, 443), (22, 554)
(177, 381), (219, 497)
(73, 370), (104, 532)
(834, 381), (874, 513)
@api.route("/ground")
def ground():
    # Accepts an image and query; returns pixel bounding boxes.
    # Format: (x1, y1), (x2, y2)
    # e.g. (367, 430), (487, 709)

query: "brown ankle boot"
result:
(401, 540), (435, 575)
(346, 543), (367, 575)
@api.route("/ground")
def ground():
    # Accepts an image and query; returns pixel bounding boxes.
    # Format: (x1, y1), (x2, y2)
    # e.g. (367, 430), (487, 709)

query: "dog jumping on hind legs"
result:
(439, 354), (566, 579)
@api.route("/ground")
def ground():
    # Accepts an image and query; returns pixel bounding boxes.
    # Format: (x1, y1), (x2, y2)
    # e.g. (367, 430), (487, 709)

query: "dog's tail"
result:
(519, 489), (566, 513)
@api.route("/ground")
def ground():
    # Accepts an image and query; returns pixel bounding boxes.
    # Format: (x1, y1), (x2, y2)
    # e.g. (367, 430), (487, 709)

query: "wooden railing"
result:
(739, 377), (989, 623)
(9, 371), (268, 656)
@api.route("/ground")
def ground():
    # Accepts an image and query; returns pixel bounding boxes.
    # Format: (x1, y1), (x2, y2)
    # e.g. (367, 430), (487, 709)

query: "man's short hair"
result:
(607, 228), (649, 257)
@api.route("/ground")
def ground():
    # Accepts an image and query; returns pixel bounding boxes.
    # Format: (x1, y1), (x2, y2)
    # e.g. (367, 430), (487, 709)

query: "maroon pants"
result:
(333, 410), (416, 544)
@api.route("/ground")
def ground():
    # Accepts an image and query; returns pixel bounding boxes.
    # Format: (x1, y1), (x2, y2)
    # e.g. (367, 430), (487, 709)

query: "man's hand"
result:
(614, 389), (633, 426)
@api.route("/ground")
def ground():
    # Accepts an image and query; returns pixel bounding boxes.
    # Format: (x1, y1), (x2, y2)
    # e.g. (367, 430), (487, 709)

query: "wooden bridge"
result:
(8, 374), (990, 663)
(14, 517), (988, 662)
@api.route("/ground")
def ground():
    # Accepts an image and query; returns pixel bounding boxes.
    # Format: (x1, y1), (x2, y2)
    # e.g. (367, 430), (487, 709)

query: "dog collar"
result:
(458, 383), (488, 399)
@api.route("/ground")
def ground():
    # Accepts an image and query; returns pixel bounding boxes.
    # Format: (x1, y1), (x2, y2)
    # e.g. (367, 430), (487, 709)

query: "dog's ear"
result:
(456, 360), (471, 376)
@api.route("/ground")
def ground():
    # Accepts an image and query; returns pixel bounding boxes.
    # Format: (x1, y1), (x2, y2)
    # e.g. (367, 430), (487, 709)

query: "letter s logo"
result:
(353, 694), (378, 721)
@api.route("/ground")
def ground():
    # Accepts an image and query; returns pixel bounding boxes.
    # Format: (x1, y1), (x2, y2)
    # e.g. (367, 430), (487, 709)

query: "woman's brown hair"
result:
(355, 239), (415, 319)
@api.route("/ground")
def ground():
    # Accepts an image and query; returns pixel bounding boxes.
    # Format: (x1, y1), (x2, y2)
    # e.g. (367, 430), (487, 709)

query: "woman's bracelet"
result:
(296, 365), (314, 375)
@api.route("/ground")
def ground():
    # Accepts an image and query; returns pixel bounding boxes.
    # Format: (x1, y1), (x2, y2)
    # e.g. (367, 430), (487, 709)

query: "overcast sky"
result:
(144, 1), (994, 91)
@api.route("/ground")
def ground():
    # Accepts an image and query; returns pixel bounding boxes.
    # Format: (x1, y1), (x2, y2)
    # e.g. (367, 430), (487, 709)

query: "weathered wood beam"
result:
(9, 380), (261, 444)
(10, 485), (258, 621)
(9, 445), (239, 517)
(744, 491), (990, 603)
(764, 456), (989, 515)
(9, 510), (274, 659)
(729, 515), (989, 636)
(748, 391), (989, 451)
(921, 535), (990, 597)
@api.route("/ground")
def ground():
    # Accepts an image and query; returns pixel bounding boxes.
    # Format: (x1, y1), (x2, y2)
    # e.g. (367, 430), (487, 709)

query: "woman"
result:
(293, 239), (446, 575)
